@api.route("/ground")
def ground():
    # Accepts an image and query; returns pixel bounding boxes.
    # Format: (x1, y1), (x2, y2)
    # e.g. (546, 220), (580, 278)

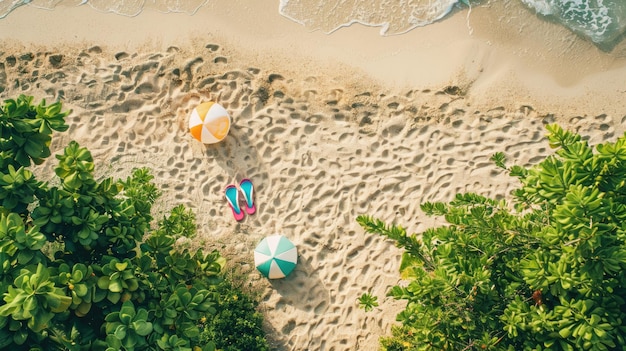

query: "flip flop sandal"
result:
(225, 185), (245, 221)
(239, 178), (256, 215)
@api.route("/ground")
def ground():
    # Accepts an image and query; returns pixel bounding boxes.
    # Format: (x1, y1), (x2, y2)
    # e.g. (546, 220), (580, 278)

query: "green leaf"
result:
(133, 321), (153, 336)
(47, 292), (72, 313)
(108, 280), (123, 293)
(114, 325), (127, 340)
(23, 139), (43, 158)
(12, 328), (28, 345)
(107, 292), (121, 304)
(559, 326), (572, 338)
(22, 295), (36, 312)
(97, 276), (111, 290)
(114, 262), (128, 271)
(72, 267), (85, 281)
(74, 283), (88, 297)
(205, 341), (216, 351)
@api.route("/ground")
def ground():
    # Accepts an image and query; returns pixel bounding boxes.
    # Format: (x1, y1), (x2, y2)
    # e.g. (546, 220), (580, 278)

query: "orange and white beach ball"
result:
(188, 101), (231, 144)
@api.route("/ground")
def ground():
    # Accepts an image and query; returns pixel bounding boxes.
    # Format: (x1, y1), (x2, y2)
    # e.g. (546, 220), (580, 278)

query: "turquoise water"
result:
(521, 0), (626, 45)
(1, 0), (625, 46)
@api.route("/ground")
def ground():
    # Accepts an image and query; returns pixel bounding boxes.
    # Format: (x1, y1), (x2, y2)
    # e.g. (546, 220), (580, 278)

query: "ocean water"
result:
(520, 0), (626, 44)
(279, 0), (626, 45)
(0, 0), (625, 45)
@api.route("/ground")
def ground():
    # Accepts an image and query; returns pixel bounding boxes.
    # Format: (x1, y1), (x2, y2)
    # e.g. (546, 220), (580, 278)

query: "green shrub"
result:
(0, 95), (268, 350)
(199, 280), (269, 351)
(358, 124), (626, 350)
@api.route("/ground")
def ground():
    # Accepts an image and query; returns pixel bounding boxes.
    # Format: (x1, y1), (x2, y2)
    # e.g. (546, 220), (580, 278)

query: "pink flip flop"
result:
(239, 178), (256, 215)
(225, 185), (245, 221)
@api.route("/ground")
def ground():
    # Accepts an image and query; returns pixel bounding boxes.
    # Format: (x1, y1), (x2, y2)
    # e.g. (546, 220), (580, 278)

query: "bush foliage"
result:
(199, 280), (269, 351)
(358, 124), (626, 350)
(0, 95), (269, 350)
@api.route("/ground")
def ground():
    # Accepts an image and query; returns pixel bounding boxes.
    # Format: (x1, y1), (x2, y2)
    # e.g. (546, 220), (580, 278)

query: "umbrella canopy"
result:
(254, 234), (298, 279)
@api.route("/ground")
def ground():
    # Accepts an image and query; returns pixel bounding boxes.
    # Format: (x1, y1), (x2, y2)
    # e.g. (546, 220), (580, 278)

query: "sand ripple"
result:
(0, 43), (623, 350)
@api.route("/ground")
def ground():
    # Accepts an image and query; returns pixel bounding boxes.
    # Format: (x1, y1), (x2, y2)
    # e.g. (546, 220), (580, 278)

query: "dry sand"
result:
(1, 0), (626, 350)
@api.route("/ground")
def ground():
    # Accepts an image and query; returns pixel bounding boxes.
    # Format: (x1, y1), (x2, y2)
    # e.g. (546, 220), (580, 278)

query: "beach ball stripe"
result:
(189, 101), (230, 144)
(254, 234), (298, 279)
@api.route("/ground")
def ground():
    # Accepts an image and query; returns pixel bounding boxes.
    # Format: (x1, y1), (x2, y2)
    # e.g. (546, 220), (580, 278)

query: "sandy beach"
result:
(1, 0), (626, 349)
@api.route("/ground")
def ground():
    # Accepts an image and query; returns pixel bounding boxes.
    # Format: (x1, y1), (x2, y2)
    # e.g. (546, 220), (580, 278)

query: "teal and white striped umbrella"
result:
(254, 234), (298, 279)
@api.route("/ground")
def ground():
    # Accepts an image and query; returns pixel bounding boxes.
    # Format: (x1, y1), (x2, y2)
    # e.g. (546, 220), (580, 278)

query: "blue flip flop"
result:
(225, 185), (245, 221)
(239, 178), (256, 215)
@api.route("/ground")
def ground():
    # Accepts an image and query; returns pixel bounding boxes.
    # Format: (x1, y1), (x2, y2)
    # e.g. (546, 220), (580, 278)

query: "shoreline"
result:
(1, 0), (625, 118)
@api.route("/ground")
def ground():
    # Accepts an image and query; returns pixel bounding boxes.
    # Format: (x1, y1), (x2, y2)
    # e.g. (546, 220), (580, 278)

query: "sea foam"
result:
(278, 0), (461, 35)
(521, 0), (626, 45)
(1, 0), (625, 46)
(278, 0), (626, 45)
